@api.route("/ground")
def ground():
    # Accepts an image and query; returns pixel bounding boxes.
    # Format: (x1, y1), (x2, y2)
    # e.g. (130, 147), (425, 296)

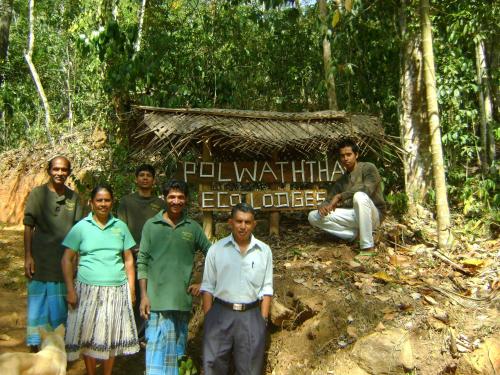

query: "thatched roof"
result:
(133, 106), (386, 158)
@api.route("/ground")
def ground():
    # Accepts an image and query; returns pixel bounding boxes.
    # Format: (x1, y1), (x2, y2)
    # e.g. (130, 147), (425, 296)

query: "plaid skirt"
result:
(26, 280), (67, 346)
(65, 281), (139, 361)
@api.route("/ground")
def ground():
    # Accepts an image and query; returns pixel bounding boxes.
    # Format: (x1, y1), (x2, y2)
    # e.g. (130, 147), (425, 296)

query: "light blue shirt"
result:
(201, 234), (273, 304)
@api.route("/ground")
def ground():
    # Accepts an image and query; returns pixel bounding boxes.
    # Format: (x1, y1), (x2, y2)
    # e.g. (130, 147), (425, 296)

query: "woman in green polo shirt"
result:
(61, 184), (139, 375)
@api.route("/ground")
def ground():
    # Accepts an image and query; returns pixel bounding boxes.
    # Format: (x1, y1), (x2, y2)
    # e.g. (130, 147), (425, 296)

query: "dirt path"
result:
(1, 221), (498, 374)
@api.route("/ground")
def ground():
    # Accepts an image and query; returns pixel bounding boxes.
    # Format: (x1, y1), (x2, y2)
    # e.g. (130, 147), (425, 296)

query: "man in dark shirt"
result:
(308, 140), (386, 251)
(117, 164), (167, 341)
(117, 164), (167, 246)
(24, 156), (82, 350)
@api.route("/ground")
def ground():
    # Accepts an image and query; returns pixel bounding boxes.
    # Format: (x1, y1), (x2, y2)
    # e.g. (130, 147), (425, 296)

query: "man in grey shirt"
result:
(308, 139), (386, 251)
(201, 203), (273, 375)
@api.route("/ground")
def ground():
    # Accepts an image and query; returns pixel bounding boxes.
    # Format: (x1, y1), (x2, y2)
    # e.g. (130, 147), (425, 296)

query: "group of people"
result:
(23, 139), (385, 375)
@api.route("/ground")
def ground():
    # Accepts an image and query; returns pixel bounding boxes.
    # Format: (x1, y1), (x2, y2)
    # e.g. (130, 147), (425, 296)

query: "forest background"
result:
(0, 0), (498, 240)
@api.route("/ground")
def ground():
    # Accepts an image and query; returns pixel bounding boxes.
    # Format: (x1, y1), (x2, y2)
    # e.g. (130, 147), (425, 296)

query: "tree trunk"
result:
(201, 141), (214, 239)
(100, 0), (119, 24)
(134, 0), (147, 52)
(0, 0), (14, 86)
(420, 0), (452, 250)
(475, 38), (495, 173)
(269, 151), (280, 236)
(24, 0), (53, 145)
(64, 46), (73, 131)
(318, 0), (338, 110)
(399, 0), (432, 213)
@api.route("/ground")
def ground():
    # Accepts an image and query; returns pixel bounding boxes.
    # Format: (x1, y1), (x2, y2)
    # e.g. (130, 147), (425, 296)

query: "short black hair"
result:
(135, 164), (156, 177)
(47, 156), (71, 174)
(162, 179), (188, 197)
(231, 203), (256, 219)
(90, 184), (114, 200)
(337, 139), (360, 155)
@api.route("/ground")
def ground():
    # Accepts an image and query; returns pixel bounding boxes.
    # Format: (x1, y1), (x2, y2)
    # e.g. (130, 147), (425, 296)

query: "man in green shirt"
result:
(138, 179), (211, 375)
(117, 164), (166, 247)
(308, 139), (386, 251)
(117, 164), (166, 339)
(24, 156), (82, 351)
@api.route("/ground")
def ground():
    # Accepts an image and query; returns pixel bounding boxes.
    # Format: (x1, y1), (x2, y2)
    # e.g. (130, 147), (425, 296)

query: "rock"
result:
(351, 328), (415, 374)
(329, 353), (370, 375)
(456, 336), (500, 375)
(432, 307), (449, 324)
(0, 312), (19, 327)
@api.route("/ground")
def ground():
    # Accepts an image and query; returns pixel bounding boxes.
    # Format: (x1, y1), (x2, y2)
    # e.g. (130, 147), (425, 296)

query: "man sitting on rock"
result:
(308, 139), (385, 251)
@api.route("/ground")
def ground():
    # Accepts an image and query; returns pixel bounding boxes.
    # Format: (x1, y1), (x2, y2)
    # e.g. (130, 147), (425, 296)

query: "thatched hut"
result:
(134, 106), (384, 158)
(133, 106), (386, 236)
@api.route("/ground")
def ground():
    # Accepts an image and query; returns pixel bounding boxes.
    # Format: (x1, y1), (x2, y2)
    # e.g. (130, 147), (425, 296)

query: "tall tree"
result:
(134, 0), (147, 52)
(420, 0), (452, 249)
(475, 37), (496, 173)
(24, 0), (53, 145)
(399, 0), (432, 212)
(318, 0), (338, 110)
(0, 0), (14, 86)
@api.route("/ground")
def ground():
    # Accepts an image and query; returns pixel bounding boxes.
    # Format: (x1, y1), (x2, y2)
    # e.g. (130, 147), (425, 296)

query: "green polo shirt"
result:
(117, 192), (167, 245)
(62, 213), (136, 286)
(24, 183), (83, 282)
(137, 211), (212, 311)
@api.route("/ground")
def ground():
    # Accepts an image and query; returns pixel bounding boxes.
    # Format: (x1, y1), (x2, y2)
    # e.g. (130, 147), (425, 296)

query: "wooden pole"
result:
(201, 141), (213, 239)
(269, 152), (280, 236)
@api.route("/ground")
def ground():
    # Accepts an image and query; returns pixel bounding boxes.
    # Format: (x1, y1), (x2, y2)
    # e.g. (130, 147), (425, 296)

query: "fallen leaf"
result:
(293, 278), (305, 284)
(347, 326), (358, 338)
(375, 294), (391, 302)
(375, 322), (386, 331)
(0, 334), (11, 341)
(382, 306), (395, 314)
(348, 260), (362, 270)
(460, 258), (485, 268)
(432, 307), (449, 324)
(373, 271), (396, 283)
(423, 295), (438, 305)
(383, 312), (396, 320)
(389, 254), (412, 268)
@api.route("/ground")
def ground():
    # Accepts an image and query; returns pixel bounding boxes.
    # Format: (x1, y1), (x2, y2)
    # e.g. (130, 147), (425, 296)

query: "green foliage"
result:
(460, 177), (499, 216)
(386, 192), (409, 219)
(0, 0), (498, 223)
(178, 355), (198, 375)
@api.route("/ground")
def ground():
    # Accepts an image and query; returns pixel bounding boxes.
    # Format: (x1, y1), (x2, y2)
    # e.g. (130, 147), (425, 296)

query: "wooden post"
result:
(269, 152), (280, 236)
(201, 141), (213, 239)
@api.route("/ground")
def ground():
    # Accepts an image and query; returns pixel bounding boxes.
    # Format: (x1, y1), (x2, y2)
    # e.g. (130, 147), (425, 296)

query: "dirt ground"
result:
(0, 216), (498, 374)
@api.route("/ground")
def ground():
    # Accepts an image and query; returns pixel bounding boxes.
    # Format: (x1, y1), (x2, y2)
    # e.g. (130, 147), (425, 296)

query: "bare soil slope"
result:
(1, 220), (498, 374)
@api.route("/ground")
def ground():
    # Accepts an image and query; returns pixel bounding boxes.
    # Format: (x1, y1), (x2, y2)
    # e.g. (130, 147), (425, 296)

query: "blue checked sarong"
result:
(26, 280), (67, 346)
(145, 311), (190, 375)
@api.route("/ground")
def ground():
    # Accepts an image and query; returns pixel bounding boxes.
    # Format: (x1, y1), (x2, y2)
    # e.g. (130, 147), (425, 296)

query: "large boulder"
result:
(456, 336), (500, 375)
(350, 328), (414, 375)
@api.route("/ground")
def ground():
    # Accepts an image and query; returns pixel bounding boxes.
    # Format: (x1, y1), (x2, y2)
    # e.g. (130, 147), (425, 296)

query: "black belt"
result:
(214, 298), (260, 312)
